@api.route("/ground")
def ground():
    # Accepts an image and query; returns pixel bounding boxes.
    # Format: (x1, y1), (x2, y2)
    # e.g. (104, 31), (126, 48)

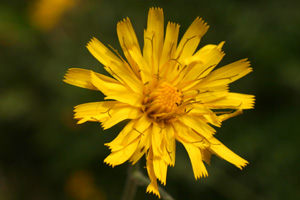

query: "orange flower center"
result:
(144, 82), (182, 121)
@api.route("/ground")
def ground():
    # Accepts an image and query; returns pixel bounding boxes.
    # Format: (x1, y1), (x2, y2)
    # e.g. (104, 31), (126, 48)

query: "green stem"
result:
(121, 162), (175, 200)
(132, 170), (175, 200)
(121, 163), (138, 200)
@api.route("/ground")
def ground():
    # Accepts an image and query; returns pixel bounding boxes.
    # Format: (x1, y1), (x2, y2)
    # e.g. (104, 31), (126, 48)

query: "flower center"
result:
(144, 82), (182, 121)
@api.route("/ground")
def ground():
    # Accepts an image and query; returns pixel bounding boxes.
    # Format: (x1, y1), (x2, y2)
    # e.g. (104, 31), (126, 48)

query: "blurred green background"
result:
(1, 0), (300, 199)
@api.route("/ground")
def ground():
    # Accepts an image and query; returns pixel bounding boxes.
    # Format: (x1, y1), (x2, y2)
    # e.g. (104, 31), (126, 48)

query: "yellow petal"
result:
(129, 126), (151, 164)
(104, 137), (140, 167)
(168, 18), (209, 86)
(105, 119), (140, 152)
(174, 122), (209, 151)
(153, 156), (168, 185)
(205, 92), (255, 110)
(151, 123), (164, 157)
(90, 71), (143, 107)
(74, 101), (117, 124)
(144, 7), (164, 75)
(159, 22), (180, 73)
(106, 114), (151, 151)
(200, 59), (253, 87)
(179, 114), (215, 139)
(209, 137), (249, 169)
(101, 104), (143, 130)
(63, 68), (98, 90)
(180, 141), (208, 179)
(133, 114), (153, 134)
(196, 86), (228, 103)
(187, 104), (213, 115)
(203, 114), (222, 127)
(178, 42), (225, 91)
(217, 109), (243, 122)
(181, 85), (228, 103)
(87, 37), (143, 94)
(187, 104), (221, 127)
(117, 18), (141, 78)
(175, 17), (209, 63)
(146, 150), (161, 198)
(128, 47), (151, 85)
(163, 124), (176, 166)
(201, 148), (212, 165)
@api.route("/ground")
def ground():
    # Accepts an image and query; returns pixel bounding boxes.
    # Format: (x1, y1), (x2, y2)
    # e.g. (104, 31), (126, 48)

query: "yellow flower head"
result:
(64, 7), (254, 198)
(29, 0), (77, 31)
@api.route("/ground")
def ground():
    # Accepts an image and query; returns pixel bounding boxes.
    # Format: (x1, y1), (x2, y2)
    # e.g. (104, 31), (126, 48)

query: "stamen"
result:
(144, 82), (183, 121)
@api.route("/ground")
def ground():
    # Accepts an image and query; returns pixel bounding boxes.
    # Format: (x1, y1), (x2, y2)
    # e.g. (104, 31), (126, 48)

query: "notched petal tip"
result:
(238, 160), (249, 170)
(209, 137), (249, 170)
(103, 160), (116, 168)
(194, 16), (209, 31)
(149, 7), (163, 12)
(146, 184), (161, 199)
(86, 37), (98, 47)
(63, 68), (98, 90)
(117, 17), (131, 26)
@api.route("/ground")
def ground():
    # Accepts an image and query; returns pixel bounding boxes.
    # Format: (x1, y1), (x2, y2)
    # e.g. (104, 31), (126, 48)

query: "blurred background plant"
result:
(0, 0), (299, 199)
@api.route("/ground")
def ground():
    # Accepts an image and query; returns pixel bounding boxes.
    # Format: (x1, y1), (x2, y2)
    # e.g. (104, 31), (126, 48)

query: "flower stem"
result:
(121, 163), (138, 200)
(132, 170), (175, 200)
(121, 162), (175, 200)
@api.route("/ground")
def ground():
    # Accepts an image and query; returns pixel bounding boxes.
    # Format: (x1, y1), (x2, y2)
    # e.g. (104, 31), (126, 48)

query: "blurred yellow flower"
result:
(65, 170), (106, 200)
(64, 7), (254, 197)
(29, 0), (77, 31)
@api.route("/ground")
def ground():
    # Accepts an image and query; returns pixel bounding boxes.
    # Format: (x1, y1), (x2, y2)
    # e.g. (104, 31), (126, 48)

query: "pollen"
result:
(145, 82), (182, 117)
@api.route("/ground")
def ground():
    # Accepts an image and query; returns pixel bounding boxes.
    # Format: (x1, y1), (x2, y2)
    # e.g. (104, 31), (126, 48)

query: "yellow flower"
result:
(64, 7), (254, 198)
(29, 0), (77, 31)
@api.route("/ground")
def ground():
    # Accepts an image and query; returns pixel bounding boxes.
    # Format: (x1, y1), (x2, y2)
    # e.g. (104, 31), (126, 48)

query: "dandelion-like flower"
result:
(64, 7), (254, 197)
